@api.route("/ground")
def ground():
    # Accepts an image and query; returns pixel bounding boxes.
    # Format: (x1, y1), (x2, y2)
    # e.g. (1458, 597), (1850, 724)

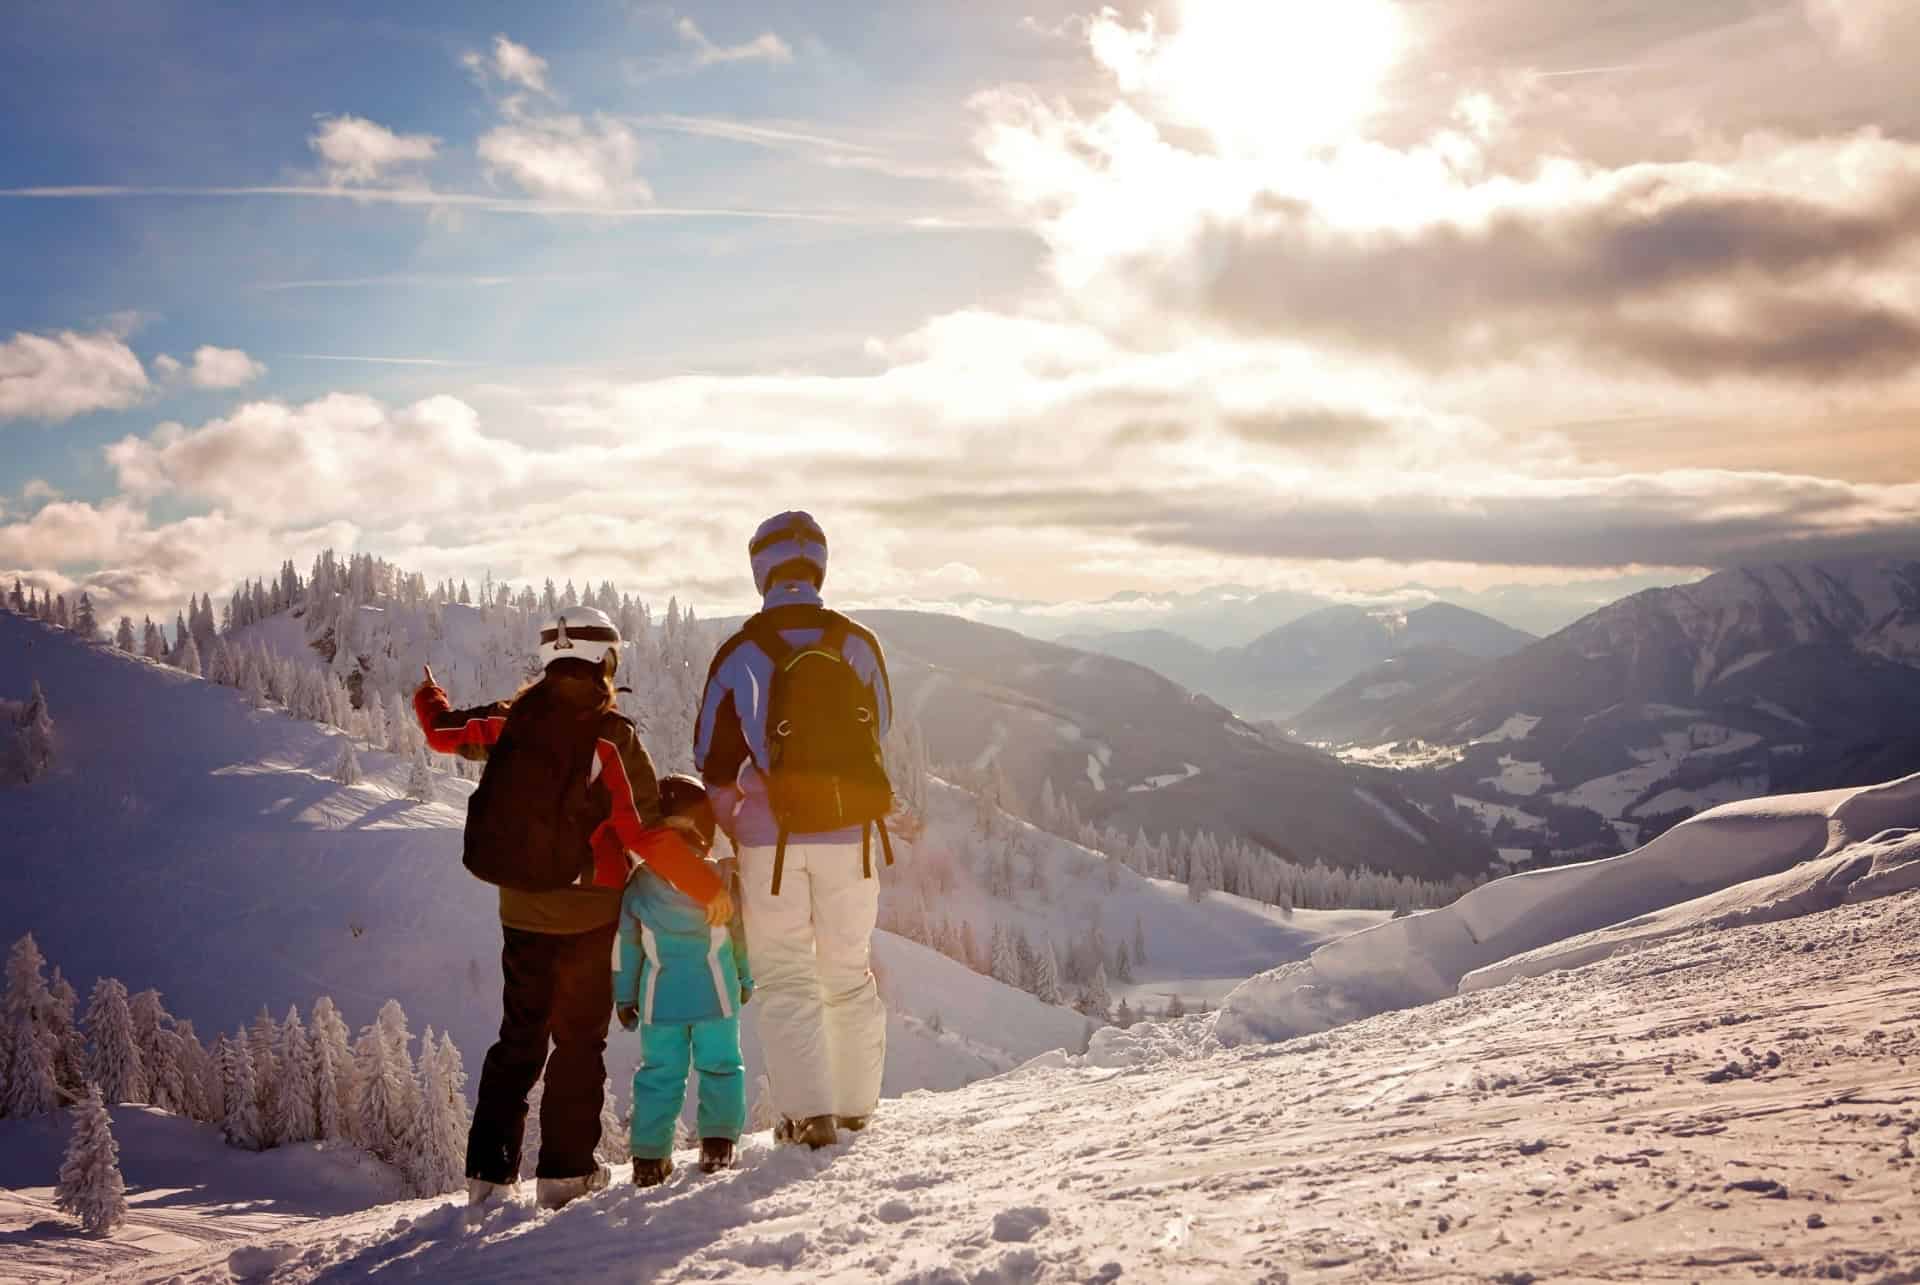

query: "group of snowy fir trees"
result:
(6, 578), (101, 641)
(0, 932), (472, 1228)
(13, 548), (1469, 914)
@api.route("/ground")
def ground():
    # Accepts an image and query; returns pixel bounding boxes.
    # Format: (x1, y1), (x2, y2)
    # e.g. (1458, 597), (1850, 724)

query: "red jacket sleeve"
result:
(591, 722), (724, 905)
(413, 685), (509, 760)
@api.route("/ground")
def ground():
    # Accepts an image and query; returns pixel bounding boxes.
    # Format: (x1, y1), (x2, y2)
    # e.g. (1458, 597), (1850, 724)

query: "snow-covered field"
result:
(38, 889), (1918, 1284)
(11, 606), (1920, 1280)
(0, 1108), (402, 1281)
(1216, 773), (1920, 1046)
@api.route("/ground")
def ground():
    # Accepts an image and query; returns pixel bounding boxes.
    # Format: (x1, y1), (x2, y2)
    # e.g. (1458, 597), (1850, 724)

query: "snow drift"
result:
(1216, 770), (1920, 1045)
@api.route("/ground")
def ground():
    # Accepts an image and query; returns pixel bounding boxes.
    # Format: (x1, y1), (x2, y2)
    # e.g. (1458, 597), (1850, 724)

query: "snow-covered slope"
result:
(0, 612), (1081, 1106)
(73, 889), (1920, 1283)
(0, 610), (1376, 1112)
(0, 1107), (401, 1281)
(1215, 771), (1920, 1046)
(861, 610), (1491, 879)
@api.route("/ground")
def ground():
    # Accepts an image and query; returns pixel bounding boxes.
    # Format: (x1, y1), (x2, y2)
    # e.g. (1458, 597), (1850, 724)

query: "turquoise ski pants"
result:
(629, 1016), (745, 1160)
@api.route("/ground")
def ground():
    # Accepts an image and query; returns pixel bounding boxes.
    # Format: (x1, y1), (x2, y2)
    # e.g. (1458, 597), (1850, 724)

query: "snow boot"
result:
(837, 1115), (870, 1133)
(631, 1157), (673, 1187)
(535, 1163), (610, 1211)
(700, 1138), (737, 1173)
(775, 1115), (839, 1150)
(466, 1177), (513, 1210)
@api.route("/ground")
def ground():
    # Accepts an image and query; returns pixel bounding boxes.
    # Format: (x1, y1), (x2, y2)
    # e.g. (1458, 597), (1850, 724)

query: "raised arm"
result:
(594, 720), (724, 906)
(412, 671), (508, 761)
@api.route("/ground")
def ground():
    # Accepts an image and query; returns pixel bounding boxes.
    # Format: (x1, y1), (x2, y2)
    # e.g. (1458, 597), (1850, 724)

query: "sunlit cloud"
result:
(0, 327), (150, 424)
(308, 114), (439, 187)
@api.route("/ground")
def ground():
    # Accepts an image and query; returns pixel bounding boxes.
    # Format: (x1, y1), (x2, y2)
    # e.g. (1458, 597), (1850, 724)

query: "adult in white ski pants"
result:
(738, 839), (885, 1122)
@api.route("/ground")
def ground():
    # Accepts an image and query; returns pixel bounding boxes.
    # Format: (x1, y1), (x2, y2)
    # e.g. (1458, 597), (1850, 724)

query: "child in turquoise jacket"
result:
(613, 776), (752, 1182)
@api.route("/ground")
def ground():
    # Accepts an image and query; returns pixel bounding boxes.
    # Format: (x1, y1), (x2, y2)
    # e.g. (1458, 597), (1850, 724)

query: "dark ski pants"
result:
(467, 923), (617, 1183)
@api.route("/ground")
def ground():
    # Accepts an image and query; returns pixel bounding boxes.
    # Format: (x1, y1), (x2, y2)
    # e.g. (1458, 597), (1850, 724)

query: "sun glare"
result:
(1098, 0), (1405, 156)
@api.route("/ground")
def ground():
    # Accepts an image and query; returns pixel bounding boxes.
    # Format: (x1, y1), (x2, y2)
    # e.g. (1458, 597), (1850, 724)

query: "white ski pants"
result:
(739, 840), (886, 1122)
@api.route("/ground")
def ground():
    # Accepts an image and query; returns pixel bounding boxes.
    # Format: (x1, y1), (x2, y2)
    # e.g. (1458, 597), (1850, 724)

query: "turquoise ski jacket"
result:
(615, 859), (753, 1025)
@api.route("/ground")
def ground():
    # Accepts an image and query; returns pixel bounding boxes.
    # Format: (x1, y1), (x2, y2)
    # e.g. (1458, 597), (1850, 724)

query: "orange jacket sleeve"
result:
(412, 683), (508, 761)
(589, 721), (723, 905)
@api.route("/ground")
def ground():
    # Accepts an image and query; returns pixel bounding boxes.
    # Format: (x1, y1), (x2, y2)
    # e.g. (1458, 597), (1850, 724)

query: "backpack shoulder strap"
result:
(745, 610), (799, 668)
(704, 613), (773, 686)
(829, 612), (892, 705)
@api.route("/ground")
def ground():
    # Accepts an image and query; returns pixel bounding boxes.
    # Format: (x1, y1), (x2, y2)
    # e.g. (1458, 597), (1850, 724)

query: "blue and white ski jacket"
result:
(614, 862), (753, 1026)
(693, 581), (892, 849)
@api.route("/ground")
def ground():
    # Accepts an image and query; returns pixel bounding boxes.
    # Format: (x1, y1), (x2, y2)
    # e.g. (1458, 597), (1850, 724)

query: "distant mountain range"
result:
(870, 570), (1678, 651)
(855, 610), (1494, 880)
(1067, 602), (1537, 720)
(1290, 557), (1920, 860)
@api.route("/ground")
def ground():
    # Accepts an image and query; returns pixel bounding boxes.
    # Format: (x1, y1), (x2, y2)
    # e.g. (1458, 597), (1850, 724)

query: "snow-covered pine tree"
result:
(3, 933), (54, 1066)
(72, 593), (98, 641)
(128, 990), (183, 1113)
(272, 1006), (317, 1145)
(13, 681), (55, 783)
(375, 999), (421, 1126)
(1164, 993), (1186, 1019)
(114, 617), (136, 651)
(46, 967), (88, 1098)
(1115, 997), (1136, 1028)
(173, 1020), (214, 1123)
(408, 1026), (467, 1195)
(6, 1016), (59, 1117)
(435, 1031), (470, 1164)
(989, 923), (1018, 986)
(1033, 940), (1063, 1006)
(173, 633), (202, 677)
(404, 748), (435, 803)
(365, 690), (388, 750)
(221, 1029), (265, 1150)
(332, 741), (362, 786)
(248, 1008), (280, 1145)
(202, 1033), (228, 1125)
(1132, 913), (1148, 968)
(141, 618), (165, 661)
(1114, 940), (1133, 983)
(353, 1025), (410, 1164)
(85, 980), (146, 1105)
(55, 1085), (128, 1236)
(309, 998), (353, 1142)
(1083, 962), (1111, 1021)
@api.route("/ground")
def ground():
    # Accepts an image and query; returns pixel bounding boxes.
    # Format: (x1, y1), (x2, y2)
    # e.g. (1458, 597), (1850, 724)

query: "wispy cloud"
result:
(465, 34), (552, 96)
(252, 273), (591, 291)
(1528, 62), (1665, 79)
(0, 184), (1015, 228)
(625, 113), (981, 184)
(628, 14), (796, 80)
(672, 16), (793, 68)
(282, 353), (483, 368)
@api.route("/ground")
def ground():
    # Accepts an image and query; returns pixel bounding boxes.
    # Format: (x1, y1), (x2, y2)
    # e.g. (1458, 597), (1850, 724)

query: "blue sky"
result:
(4, 0), (1919, 627)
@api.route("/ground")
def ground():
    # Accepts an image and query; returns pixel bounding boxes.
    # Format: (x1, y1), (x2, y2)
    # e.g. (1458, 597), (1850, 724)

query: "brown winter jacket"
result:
(413, 671), (722, 935)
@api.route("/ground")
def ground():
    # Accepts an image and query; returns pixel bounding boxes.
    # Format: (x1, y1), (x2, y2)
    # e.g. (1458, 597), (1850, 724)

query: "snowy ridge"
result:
(55, 890), (1920, 1283)
(1215, 772), (1920, 1046)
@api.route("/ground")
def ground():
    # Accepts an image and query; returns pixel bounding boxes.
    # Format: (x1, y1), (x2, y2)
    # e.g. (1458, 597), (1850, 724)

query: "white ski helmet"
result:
(538, 606), (621, 671)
